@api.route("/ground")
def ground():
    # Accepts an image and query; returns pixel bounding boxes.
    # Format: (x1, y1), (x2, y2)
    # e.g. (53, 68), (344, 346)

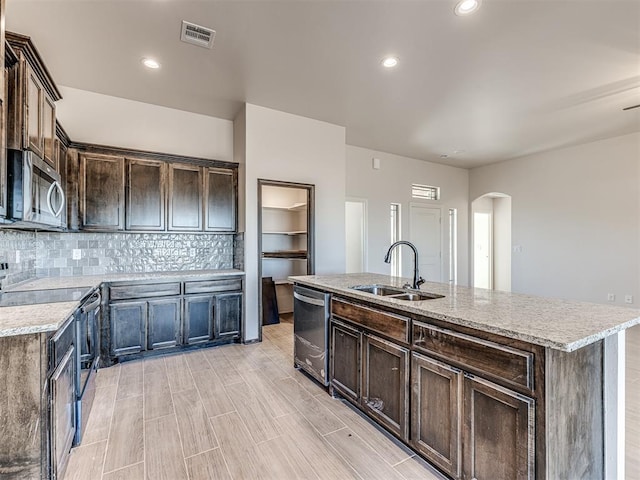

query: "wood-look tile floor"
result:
(65, 319), (445, 480)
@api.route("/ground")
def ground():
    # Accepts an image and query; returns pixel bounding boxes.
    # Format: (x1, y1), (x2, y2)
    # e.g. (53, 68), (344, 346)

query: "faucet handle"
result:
(416, 277), (425, 289)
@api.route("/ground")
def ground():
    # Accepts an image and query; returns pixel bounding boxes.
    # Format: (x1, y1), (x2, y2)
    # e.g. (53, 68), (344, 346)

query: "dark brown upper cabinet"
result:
(5, 32), (62, 170)
(168, 163), (202, 231)
(79, 153), (125, 231)
(73, 144), (237, 233)
(204, 167), (236, 232)
(126, 158), (166, 231)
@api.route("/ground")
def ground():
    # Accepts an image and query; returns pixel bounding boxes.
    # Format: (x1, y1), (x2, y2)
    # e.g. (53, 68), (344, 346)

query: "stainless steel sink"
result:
(390, 292), (445, 301)
(351, 285), (406, 296)
(350, 284), (444, 301)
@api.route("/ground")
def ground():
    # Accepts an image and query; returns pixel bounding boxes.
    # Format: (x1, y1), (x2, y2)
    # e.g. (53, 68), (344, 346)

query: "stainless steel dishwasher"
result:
(293, 285), (330, 386)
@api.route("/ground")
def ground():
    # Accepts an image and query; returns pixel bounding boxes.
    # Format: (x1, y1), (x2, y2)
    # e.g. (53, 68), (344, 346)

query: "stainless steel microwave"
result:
(7, 149), (65, 228)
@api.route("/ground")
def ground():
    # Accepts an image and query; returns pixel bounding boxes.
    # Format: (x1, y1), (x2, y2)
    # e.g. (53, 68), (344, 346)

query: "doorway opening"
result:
(471, 193), (512, 291)
(258, 180), (314, 329)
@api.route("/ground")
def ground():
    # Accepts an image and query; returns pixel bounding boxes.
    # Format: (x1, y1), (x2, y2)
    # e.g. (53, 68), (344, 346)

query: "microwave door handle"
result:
(47, 181), (65, 218)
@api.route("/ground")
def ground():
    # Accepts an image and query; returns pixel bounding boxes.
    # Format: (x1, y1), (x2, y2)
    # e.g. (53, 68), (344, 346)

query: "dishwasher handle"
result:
(81, 294), (101, 313)
(294, 291), (326, 307)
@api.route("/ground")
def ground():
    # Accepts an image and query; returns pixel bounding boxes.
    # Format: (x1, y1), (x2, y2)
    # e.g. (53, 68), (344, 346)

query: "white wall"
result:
(346, 145), (469, 286)
(469, 132), (640, 305)
(57, 86), (234, 161)
(240, 104), (346, 341)
(493, 196), (512, 292)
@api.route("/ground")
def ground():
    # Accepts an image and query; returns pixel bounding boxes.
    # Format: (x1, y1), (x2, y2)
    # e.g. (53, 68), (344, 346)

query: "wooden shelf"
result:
(262, 230), (307, 235)
(262, 202), (307, 212)
(262, 250), (308, 259)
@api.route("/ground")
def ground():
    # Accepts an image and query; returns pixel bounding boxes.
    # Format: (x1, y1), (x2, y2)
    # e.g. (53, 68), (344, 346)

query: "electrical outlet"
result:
(72, 249), (82, 260)
(15, 250), (20, 263)
(625, 295), (633, 304)
(607, 293), (616, 302)
(512, 245), (523, 253)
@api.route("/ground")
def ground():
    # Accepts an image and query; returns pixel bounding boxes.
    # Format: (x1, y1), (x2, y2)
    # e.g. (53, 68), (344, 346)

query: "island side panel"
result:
(545, 341), (604, 479)
(0, 333), (46, 479)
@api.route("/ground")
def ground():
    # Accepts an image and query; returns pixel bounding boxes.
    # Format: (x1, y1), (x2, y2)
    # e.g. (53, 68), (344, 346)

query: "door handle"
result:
(47, 181), (65, 218)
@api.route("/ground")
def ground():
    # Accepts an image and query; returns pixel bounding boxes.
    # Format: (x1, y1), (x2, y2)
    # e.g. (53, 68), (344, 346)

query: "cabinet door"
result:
(148, 298), (181, 350)
(184, 294), (214, 344)
(50, 346), (76, 480)
(25, 63), (43, 157)
(330, 320), (361, 402)
(411, 352), (462, 479)
(80, 153), (125, 230)
(168, 163), (202, 231)
(214, 292), (241, 339)
(126, 158), (165, 231)
(110, 301), (146, 356)
(362, 333), (410, 440)
(463, 374), (535, 480)
(0, 71), (8, 218)
(204, 167), (236, 232)
(42, 95), (56, 168)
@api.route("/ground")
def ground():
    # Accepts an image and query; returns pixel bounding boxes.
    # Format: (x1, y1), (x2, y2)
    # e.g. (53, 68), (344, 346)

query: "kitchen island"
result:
(291, 273), (640, 480)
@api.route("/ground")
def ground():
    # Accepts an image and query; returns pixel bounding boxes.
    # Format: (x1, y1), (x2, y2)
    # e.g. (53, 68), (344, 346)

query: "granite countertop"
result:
(290, 273), (640, 352)
(0, 269), (245, 338)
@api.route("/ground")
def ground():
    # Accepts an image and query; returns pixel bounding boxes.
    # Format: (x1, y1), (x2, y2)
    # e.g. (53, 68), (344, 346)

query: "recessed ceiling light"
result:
(381, 56), (399, 68)
(141, 58), (161, 69)
(454, 0), (481, 16)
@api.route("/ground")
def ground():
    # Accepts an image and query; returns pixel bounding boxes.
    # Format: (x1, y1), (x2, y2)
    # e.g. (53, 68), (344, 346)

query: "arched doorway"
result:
(471, 193), (512, 291)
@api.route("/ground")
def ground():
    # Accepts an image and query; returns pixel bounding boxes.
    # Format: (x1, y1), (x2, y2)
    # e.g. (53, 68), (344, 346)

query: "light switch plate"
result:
(72, 249), (81, 260)
(625, 295), (633, 304)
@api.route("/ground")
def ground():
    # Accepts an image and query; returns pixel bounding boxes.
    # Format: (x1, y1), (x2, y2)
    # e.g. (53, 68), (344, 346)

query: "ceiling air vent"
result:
(180, 20), (216, 49)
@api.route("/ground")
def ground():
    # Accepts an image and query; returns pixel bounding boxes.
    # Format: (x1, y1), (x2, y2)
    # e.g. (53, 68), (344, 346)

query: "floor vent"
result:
(180, 20), (216, 49)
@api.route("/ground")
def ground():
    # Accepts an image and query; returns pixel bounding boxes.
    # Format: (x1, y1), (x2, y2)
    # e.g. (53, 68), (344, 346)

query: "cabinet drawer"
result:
(413, 321), (534, 392)
(332, 298), (409, 344)
(109, 282), (181, 300)
(184, 278), (242, 294)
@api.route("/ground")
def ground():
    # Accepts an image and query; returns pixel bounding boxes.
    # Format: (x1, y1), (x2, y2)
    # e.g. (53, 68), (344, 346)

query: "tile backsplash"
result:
(0, 229), (242, 288)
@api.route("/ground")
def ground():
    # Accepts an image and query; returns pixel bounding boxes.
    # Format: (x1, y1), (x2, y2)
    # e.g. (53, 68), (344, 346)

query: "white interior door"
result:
(473, 211), (492, 289)
(409, 205), (442, 282)
(345, 200), (366, 273)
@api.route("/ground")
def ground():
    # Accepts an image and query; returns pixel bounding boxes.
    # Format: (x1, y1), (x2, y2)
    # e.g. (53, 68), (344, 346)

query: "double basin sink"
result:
(351, 284), (444, 302)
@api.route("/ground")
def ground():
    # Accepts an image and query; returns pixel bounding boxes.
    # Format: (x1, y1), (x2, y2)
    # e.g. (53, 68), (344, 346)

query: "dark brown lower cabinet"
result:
(463, 374), (535, 480)
(214, 293), (242, 339)
(411, 352), (462, 479)
(147, 298), (181, 350)
(110, 301), (146, 356)
(184, 295), (214, 344)
(330, 320), (361, 402)
(49, 345), (76, 480)
(362, 333), (409, 441)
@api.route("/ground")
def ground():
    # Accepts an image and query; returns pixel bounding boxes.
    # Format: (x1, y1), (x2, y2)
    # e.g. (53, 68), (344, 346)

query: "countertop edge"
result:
(290, 275), (640, 352)
(0, 269), (245, 338)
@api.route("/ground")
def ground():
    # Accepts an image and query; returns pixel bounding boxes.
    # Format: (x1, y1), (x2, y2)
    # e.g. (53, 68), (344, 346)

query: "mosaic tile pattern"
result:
(234, 233), (244, 270)
(35, 232), (235, 276)
(0, 230), (37, 288)
(0, 230), (242, 287)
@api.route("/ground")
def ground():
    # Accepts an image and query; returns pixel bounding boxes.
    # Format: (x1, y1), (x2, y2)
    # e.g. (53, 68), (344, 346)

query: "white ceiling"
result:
(6, 0), (640, 168)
